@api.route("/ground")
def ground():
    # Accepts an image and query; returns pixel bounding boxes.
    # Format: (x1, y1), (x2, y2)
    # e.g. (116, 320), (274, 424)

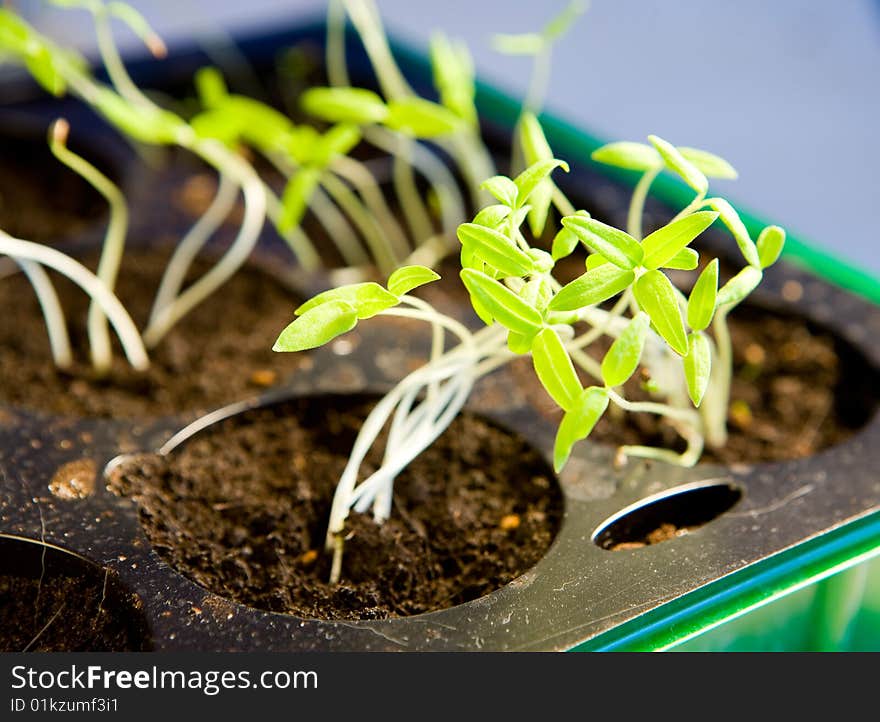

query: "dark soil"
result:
(0, 130), (114, 244)
(0, 246), (305, 417)
(506, 303), (878, 465)
(109, 394), (563, 620)
(0, 544), (149, 652)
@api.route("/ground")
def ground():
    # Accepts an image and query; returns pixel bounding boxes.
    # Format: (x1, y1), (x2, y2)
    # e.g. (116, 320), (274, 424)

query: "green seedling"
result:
(276, 131), (785, 582)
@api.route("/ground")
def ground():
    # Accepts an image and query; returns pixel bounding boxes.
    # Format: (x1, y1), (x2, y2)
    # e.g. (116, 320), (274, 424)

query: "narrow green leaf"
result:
(273, 300), (358, 353)
(585, 253), (610, 270)
(473, 204), (512, 228)
(683, 331), (712, 406)
(520, 112), (553, 164)
(648, 134), (708, 195)
(387, 265), (440, 297)
(633, 270), (688, 356)
(300, 86), (388, 125)
(641, 211), (719, 269)
(385, 97), (462, 137)
(757, 225), (786, 268)
(601, 313), (650, 387)
(561, 215), (643, 269)
(295, 282), (399, 320)
(480, 176), (518, 207)
(194, 67), (227, 108)
(460, 269), (543, 336)
(456, 223), (535, 277)
(717, 266), (762, 308)
(532, 327), (583, 411)
(591, 141), (661, 172)
(278, 167), (321, 232)
(311, 123), (362, 167)
(430, 33), (477, 125)
(24, 49), (65, 96)
(93, 87), (184, 144)
(662, 247), (699, 271)
(678, 147), (738, 179)
(542, 0), (587, 40)
(553, 387), (610, 472)
(549, 264), (635, 312)
(706, 197), (761, 268)
(551, 226), (579, 261)
(507, 331), (532, 354)
(687, 259), (719, 331)
(513, 158), (569, 209)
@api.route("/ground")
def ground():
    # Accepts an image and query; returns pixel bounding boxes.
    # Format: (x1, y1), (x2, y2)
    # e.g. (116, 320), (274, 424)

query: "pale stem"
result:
(262, 187), (325, 270)
(93, 6), (154, 108)
(343, 0), (413, 100)
(704, 308), (732, 447)
(627, 167), (660, 241)
(326, 0), (350, 87)
(49, 120), (129, 373)
(0, 232), (148, 370)
(392, 135), (435, 245)
(15, 259), (73, 369)
(671, 190), (707, 224)
(330, 154), (411, 261)
(149, 171), (238, 327)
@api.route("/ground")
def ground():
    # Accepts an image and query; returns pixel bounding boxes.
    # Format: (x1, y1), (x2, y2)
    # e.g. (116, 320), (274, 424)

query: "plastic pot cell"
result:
(0, 20), (878, 652)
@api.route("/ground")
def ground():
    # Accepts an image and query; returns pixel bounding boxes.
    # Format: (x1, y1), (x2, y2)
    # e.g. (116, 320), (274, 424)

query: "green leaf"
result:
(387, 265), (440, 296)
(527, 248), (554, 274)
(24, 49), (65, 96)
(278, 167), (321, 232)
(430, 33), (477, 125)
(93, 87), (185, 144)
(561, 215), (643, 269)
(519, 112), (553, 164)
(460, 269), (543, 336)
(311, 123), (362, 167)
(221, 96), (294, 153)
(480, 176), (519, 207)
(295, 282), (399, 320)
(520, 277), (553, 311)
(633, 270), (688, 356)
(549, 264), (635, 312)
(551, 226), (579, 261)
(553, 387), (609, 472)
(687, 259), (718, 331)
(683, 331), (712, 406)
(473, 204), (512, 228)
(757, 225), (786, 268)
(513, 158), (568, 209)
(678, 147), (738, 179)
(648, 134), (708, 195)
(601, 313), (650, 387)
(706, 197), (761, 269)
(190, 109), (240, 145)
(591, 141), (661, 172)
(456, 223), (535, 277)
(507, 331), (533, 354)
(385, 97), (462, 137)
(300, 87), (388, 125)
(662, 247), (699, 271)
(532, 327), (582, 411)
(273, 300), (358, 353)
(641, 211), (719, 269)
(717, 266), (762, 308)
(542, 0), (587, 40)
(194, 67), (227, 108)
(585, 253), (610, 270)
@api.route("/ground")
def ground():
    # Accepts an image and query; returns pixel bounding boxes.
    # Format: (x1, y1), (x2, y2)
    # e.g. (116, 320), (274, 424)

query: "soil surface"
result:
(0, 559), (149, 652)
(109, 394), (563, 620)
(0, 246), (305, 418)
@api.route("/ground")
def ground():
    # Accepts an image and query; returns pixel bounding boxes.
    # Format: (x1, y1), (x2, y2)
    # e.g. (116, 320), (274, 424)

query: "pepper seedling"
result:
(275, 127), (785, 583)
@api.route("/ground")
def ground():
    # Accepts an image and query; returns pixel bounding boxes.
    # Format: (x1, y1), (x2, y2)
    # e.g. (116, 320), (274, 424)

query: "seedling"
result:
(275, 129), (785, 582)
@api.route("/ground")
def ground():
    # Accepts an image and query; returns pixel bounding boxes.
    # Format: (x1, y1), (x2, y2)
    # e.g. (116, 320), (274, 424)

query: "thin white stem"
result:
(93, 7), (153, 108)
(263, 183), (340, 270)
(343, 0), (413, 100)
(326, 0), (350, 87)
(15, 260), (73, 369)
(50, 121), (129, 373)
(149, 171), (238, 326)
(392, 135), (435, 245)
(0, 232), (148, 370)
(627, 167), (660, 241)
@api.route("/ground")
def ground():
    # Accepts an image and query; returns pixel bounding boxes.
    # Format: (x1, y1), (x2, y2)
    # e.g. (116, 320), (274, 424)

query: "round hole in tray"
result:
(107, 393), (564, 621)
(0, 535), (151, 651)
(592, 480), (743, 551)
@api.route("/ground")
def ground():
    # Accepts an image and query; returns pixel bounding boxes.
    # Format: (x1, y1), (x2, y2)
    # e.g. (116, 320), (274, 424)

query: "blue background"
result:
(22, 0), (880, 275)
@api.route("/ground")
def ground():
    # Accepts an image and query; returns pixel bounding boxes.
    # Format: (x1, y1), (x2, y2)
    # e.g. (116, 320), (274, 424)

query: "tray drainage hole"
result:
(592, 481), (742, 551)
